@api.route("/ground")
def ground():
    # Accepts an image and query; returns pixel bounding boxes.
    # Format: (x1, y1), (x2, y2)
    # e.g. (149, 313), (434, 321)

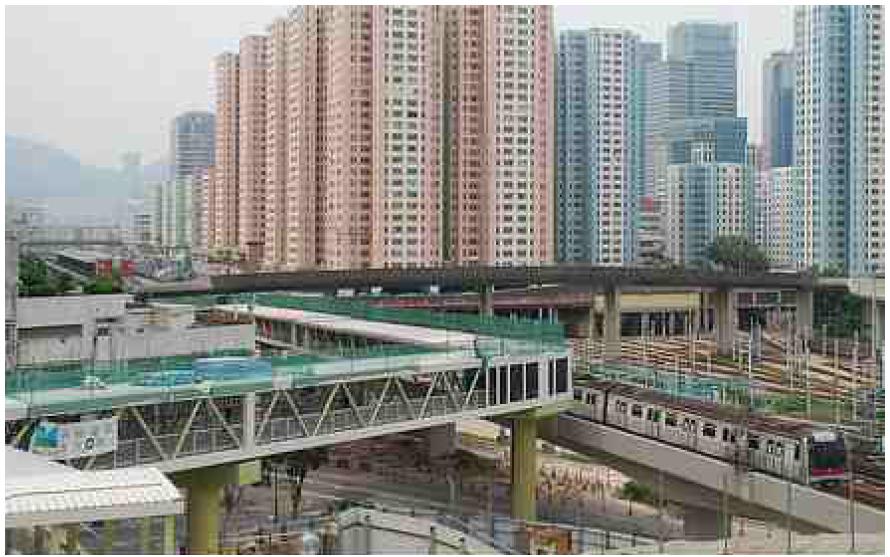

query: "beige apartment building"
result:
(205, 5), (553, 270)
(209, 52), (239, 252)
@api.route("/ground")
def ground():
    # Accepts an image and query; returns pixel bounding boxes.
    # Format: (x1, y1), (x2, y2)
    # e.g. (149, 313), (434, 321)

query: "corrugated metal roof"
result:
(6, 449), (183, 528)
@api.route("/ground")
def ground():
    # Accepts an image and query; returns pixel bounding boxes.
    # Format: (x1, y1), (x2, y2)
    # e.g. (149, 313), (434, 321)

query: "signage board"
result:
(30, 417), (119, 460)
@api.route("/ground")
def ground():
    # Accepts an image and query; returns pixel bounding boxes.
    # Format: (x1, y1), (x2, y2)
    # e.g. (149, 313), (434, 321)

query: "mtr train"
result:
(569, 379), (847, 486)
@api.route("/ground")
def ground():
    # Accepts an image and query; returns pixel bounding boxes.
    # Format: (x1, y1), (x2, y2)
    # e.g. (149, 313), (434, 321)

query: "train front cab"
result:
(807, 431), (846, 485)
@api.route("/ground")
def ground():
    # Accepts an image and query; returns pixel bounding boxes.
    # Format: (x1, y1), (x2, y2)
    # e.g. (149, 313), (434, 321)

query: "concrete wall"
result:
(547, 415), (884, 534)
(336, 508), (496, 554)
(17, 324), (255, 365)
(124, 303), (196, 331)
(17, 295), (131, 329)
(101, 324), (255, 361)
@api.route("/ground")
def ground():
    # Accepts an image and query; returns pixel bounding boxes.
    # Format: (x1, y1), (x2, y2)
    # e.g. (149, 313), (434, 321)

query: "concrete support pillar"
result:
(586, 303), (596, 340)
(34, 526), (51, 554)
(187, 480), (222, 554)
(698, 291), (708, 335)
(669, 312), (676, 337)
(163, 515), (176, 555)
(175, 462), (260, 555)
(427, 423), (457, 460)
(101, 520), (115, 554)
(796, 288), (814, 341)
(510, 413), (537, 521)
(62, 525), (80, 554)
(682, 506), (730, 541)
(139, 517), (152, 554)
(604, 287), (621, 360)
(714, 288), (735, 356)
(480, 284), (494, 317)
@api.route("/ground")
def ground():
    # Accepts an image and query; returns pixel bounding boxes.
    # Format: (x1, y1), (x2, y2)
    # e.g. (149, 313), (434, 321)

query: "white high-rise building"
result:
(150, 180), (193, 253)
(794, 5), (884, 275)
(557, 28), (642, 265)
(848, 5), (884, 276)
(763, 167), (804, 268)
(665, 159), (749, 266)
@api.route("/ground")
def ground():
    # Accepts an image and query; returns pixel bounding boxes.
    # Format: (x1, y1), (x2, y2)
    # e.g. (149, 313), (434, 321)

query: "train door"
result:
(645, 406), (662, 438)
(662, 411), (681, 445)
(721, 425), (741, 462)
(610, 397), (629, 429)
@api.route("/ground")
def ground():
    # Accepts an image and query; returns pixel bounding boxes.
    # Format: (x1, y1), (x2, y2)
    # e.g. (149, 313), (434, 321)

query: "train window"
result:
(631, 404), (642, 418)
(776, 442), (784, 455)
(794, 444), (800, 461)
(574, 389), (583, 401)
(748, 438), (760, 450)
(651, 410), (661, 422)
(766, 440), (774, 454)
(646, 408), (653, 421)
(665, 413), (677, 427)
(586, 393), (597, 406)
(722, 428), (729, 442)
(702, 423), (716, 438)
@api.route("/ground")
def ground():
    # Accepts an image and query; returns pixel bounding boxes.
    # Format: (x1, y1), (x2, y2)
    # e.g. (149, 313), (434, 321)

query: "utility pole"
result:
(805, 341), (811, 419)
(721, 474), (729, 553)
(834, 339), (841, 426)
(658, 468), (664, 554)
(848, 446), (856, 553)
(785, 458), (792, 554)
(852, 330), (859, 422)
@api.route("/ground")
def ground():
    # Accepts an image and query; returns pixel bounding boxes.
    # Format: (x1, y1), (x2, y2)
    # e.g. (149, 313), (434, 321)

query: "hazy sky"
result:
(6, 5), (792, 168)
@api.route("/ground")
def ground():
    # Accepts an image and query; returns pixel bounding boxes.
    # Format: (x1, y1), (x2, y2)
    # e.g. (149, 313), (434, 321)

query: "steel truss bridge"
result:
(6, 350), (572, 474)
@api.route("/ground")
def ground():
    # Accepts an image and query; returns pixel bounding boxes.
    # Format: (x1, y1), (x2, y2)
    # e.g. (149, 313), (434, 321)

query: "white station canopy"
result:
(5, 447), (183, 528)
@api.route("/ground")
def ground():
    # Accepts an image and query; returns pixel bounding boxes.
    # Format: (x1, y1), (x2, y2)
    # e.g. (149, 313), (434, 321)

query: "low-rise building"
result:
(13, 294), (254, 366)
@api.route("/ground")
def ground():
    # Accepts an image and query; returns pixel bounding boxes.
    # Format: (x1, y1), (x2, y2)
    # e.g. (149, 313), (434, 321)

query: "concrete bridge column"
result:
(698, 291), (708, 336)
(510, 413), (537, 521)
(796, 288), (814, 341)
(604, 287), (621, 360)
(480, 284), (495, 317)
(682, 506), (730, 541)
(163, 516), (176, 555)
(428, 423), (457, 459)
(174, 461), (260, 554)
(714, 289), (735, 356)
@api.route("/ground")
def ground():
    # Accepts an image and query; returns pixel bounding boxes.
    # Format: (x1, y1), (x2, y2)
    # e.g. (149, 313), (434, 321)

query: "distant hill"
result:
(6, 135), (134, 199)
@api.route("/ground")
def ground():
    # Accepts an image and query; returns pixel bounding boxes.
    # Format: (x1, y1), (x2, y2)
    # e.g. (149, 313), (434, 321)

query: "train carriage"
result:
(570, 379), (845, 486)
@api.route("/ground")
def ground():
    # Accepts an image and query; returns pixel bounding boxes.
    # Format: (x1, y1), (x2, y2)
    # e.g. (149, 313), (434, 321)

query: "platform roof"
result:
(222, 304), (479, 349)
(5, 448), (183, 528)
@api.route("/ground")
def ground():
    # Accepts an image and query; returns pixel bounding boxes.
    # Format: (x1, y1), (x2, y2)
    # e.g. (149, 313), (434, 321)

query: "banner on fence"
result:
(29, 417), (119, 460)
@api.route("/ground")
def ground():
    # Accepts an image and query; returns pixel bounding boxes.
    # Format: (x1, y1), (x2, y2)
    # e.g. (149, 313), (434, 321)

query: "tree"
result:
(18, 257), (75, 297)
(617, 481), (655, 516)
(706, 235), (769, 274)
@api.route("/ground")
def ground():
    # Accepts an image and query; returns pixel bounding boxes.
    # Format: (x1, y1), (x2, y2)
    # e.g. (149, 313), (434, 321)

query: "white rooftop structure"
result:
(223, 304), (479, 349)
(5, 447), (183, 528)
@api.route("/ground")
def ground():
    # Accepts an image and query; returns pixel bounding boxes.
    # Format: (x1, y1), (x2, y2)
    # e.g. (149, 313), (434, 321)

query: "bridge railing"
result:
(81, 388), (494, 470)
